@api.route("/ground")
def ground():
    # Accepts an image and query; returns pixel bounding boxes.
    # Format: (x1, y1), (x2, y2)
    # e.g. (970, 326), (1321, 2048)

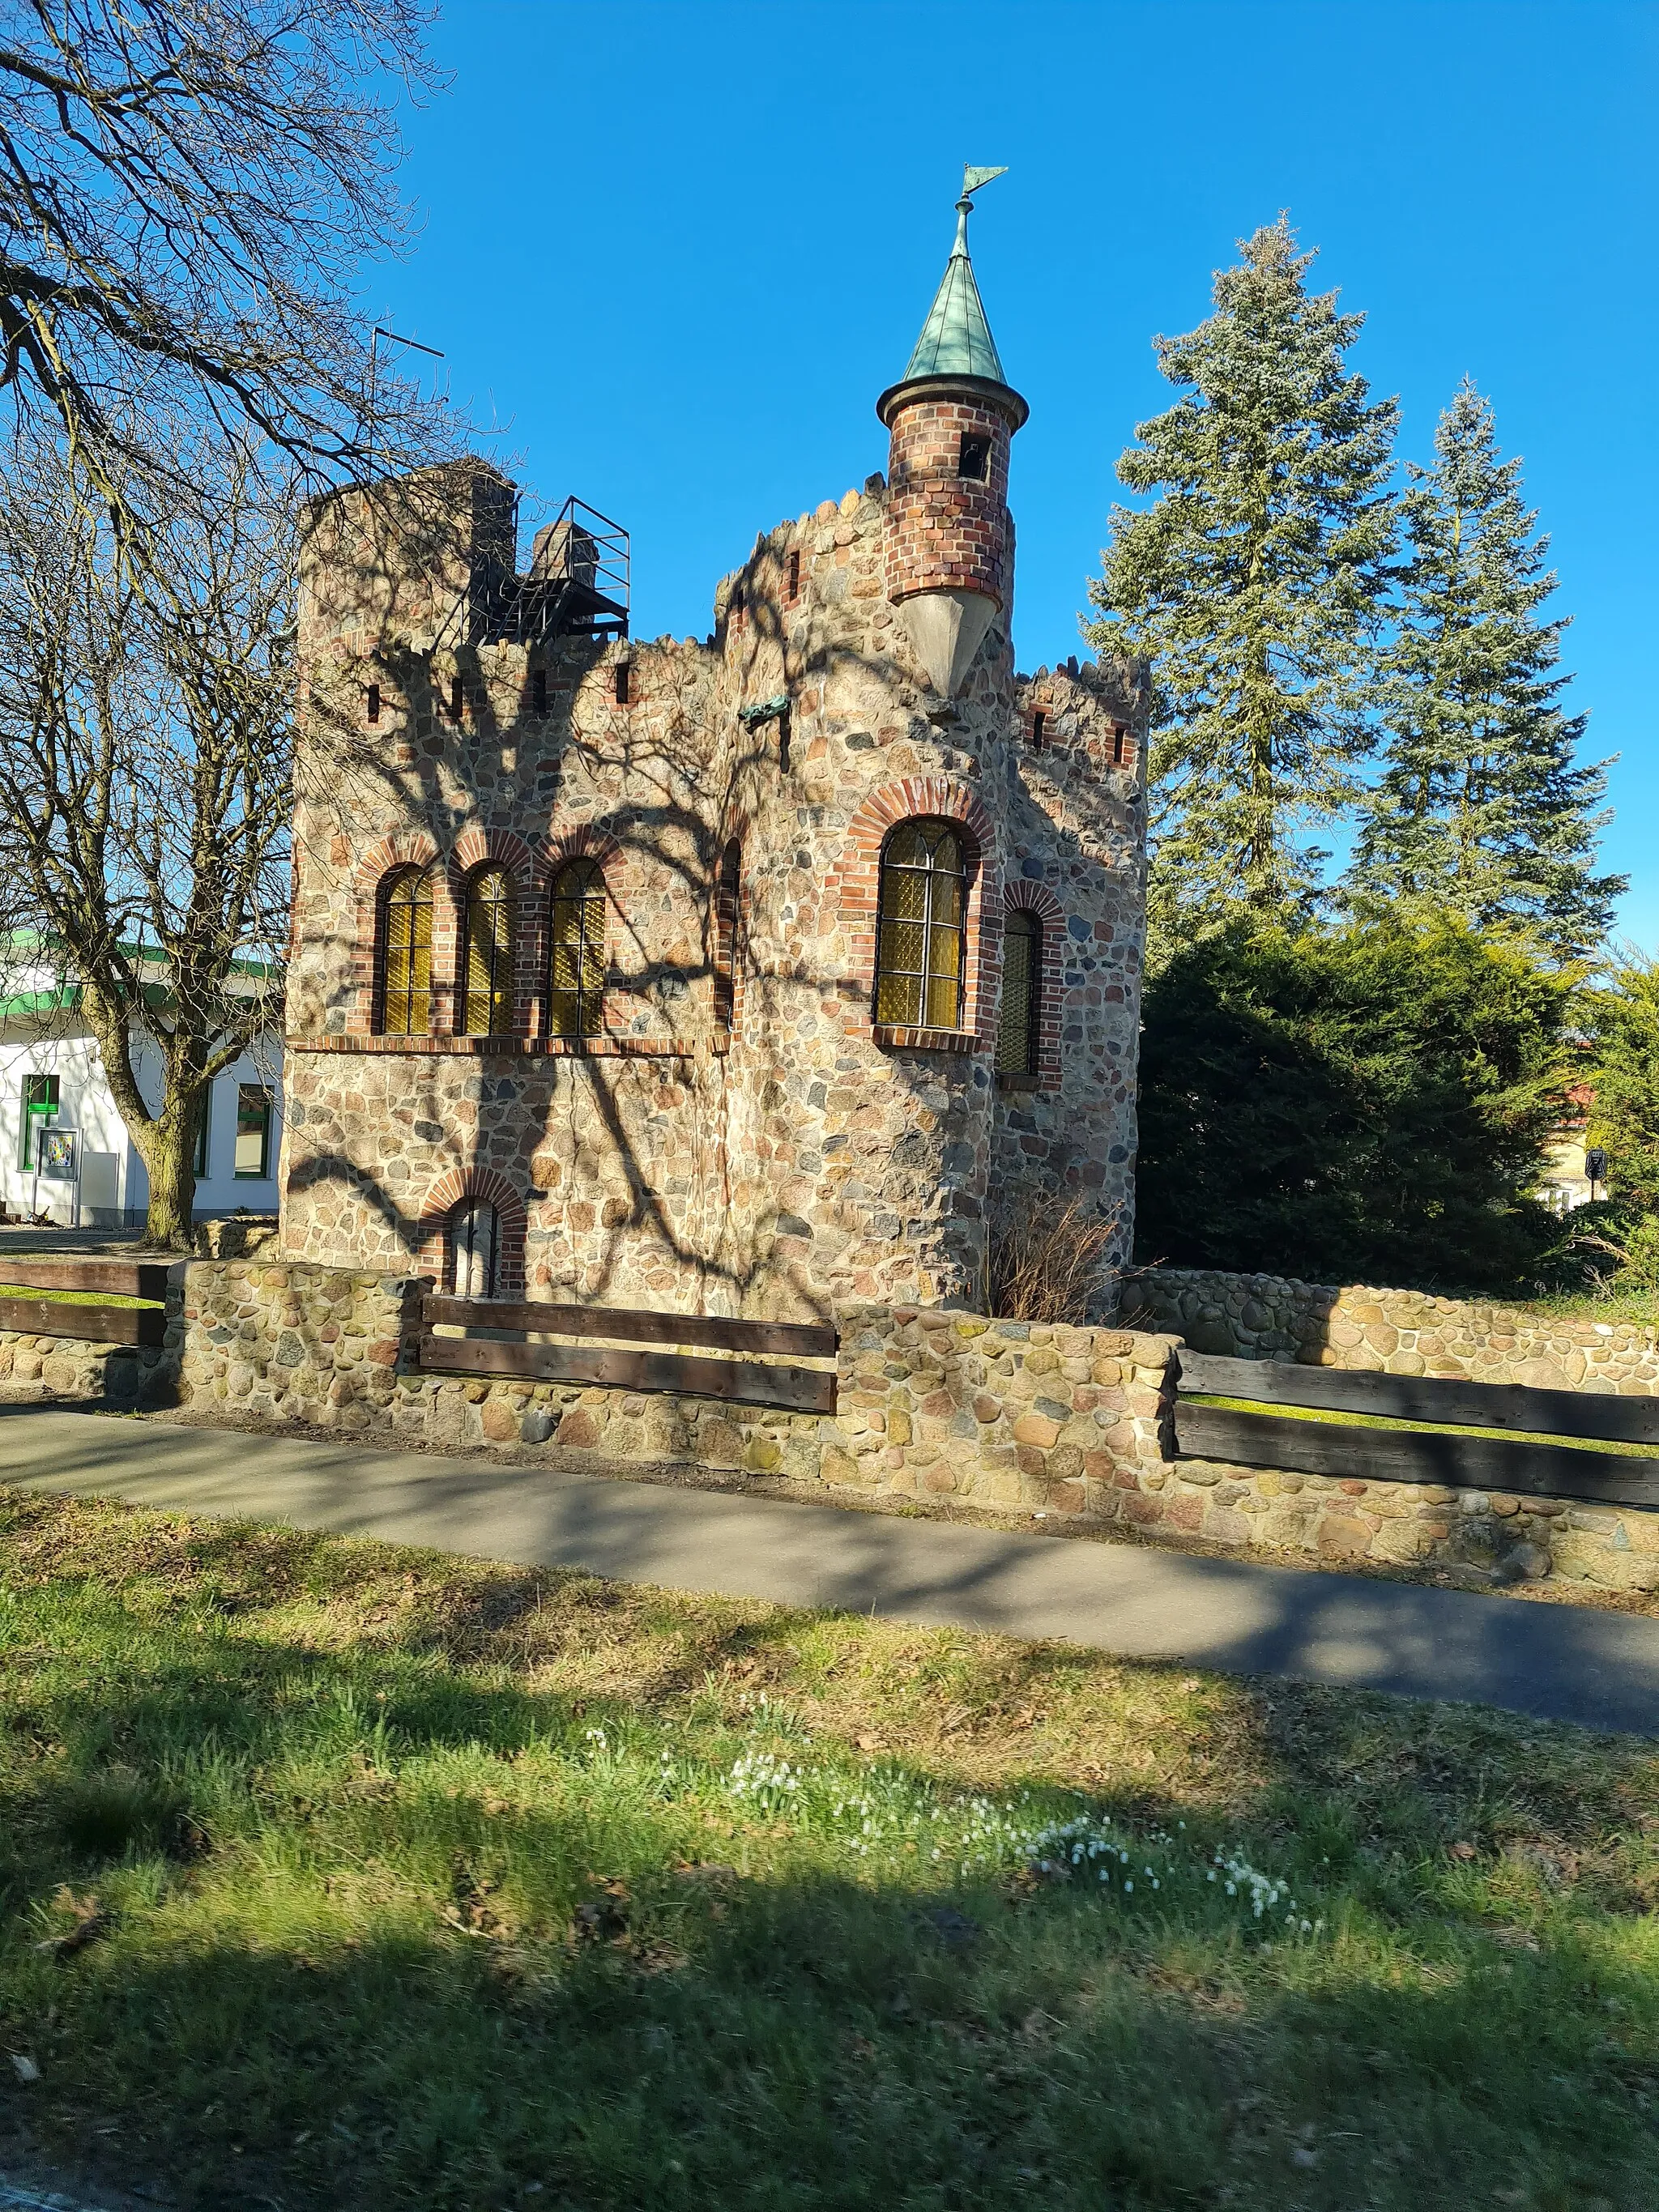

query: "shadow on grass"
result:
(1, 1499), (1657, 2210)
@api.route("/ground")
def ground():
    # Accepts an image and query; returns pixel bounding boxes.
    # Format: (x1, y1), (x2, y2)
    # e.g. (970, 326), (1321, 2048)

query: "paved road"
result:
(4, 1404), (1658, 1737)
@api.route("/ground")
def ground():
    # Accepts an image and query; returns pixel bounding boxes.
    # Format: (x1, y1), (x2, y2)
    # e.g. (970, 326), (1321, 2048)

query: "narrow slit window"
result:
(234, 1086), (273, 1178)
(378, 865), (433, 1035)
(874, 819), (967, 1031)
(614, 661), (631, 706)
(787, 549), (801, 601)
(714, 840), (741, 1032)
(957, 433), (990, 481)
(532, 667), (547, 714)
(1112, 724), (1129, 767)
(450, 672), (465, 721)
(366, 681), (381, 725)
(462, 867), (514, 1036)
(548, 859), (608, 1038)
(1030, 710), (1046, 749)
(996, 911), (1041, 1079)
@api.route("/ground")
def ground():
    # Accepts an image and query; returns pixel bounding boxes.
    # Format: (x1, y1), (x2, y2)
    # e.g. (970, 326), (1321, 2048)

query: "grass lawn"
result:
(2, 1487), (1657, 2211)
(0, 1287), (160, 1310)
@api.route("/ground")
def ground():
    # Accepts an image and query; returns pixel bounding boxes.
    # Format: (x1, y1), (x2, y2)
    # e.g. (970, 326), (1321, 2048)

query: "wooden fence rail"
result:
(419, 1294), (838, 1415)
(1172, 1349), (1659, 1509)
(0, 1260), (173, 1302)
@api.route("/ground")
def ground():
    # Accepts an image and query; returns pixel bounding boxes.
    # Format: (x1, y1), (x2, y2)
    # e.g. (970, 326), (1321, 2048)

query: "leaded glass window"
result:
(548, 859), (608, 1038)
(380, 866), (432, 1035)
(463, 867), (514, 1036)
(996, 909), (1040, 1076)
(875, 820), (966, 1030)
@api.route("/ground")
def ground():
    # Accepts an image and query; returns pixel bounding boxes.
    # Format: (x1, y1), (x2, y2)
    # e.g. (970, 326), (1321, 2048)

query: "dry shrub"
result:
(987, 1188), (1122, 1323)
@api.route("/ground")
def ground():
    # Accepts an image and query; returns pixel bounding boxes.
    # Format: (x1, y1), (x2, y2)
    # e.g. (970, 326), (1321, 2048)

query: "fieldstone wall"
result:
(284, 434), (1147, 1323)
(0, 1295), (184, 1408)
(1120, 1267), (1659, 1392)
(178, 1259), (1659, 1598)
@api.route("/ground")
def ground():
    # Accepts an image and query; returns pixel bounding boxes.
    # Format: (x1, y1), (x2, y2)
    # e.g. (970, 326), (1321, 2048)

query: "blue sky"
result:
(374, 0), (1658, 943)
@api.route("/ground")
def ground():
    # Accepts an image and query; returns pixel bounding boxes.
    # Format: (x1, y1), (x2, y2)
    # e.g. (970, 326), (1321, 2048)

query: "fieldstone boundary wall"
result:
(1119, 1266), (1659, 1392)
(0, 1283), (185, 1409)
(175, 1258), (1659, 1598)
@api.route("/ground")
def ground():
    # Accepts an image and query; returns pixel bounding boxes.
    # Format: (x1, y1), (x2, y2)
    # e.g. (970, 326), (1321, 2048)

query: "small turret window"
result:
(957, 433), (990, 481)
(875, 819), (967, 1031)
(366, 681), (381, 725)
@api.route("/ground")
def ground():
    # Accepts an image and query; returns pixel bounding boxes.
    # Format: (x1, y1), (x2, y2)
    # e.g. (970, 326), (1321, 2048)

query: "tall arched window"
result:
(875, 820), (966, 1029)
(548, 858), (608, 1038)
(378, 866), (433, 1035)
(462, 867), (514, 1036)
(996, 909), (1040, 1078)
(448, 1198), (497, 1300)
(714, 839), (741, 1033)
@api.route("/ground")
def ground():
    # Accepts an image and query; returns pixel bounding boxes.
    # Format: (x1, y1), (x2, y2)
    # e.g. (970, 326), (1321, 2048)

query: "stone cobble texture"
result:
(181, 1260), (1659, 1597)
(0, 1297), (184, 1409)
(1121, 1266), (1659, 1390)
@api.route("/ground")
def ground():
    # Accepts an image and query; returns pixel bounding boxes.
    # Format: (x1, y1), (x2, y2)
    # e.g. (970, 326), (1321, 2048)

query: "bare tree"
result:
(0, 428), (292, 1245)
(0, 0), (446, 499)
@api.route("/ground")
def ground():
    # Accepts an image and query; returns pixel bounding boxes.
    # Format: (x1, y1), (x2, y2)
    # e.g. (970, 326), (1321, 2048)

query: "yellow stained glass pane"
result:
(382, 869), (432, 1034)
(884, 868), (928, 923)
(925, 970), (959, 1029)
(463, 871), (512, 1034)
(549, 863), (606, 1038)
(931, 870), (963, 927)
(876, 969), (923, 1025)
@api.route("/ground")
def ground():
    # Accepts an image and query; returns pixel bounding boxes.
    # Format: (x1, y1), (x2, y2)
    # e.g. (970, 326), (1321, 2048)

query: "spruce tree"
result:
(1087, 218), (1398, 947)
(1347, 378), (1623, 960)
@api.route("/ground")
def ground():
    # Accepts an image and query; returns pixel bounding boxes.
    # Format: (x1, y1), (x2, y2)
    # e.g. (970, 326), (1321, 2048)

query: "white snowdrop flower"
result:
(1124, 1880), (1133, 1893)
(1226, 1882), (1236, 1896)
(1207, 1870), (1217, 1882)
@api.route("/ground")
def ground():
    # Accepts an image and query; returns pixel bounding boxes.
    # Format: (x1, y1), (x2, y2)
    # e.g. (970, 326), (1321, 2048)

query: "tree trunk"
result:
(129, 1099), (198, 1251)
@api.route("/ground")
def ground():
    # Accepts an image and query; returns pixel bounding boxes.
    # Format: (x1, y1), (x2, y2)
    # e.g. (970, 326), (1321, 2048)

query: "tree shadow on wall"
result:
(291, 477), (1128, 1319)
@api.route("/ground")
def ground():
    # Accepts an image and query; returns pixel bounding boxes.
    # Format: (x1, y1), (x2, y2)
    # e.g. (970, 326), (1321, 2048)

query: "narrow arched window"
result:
(378, 866), (432, 1035)
(875, 819), (966, 1030)
(548, 858), (608, 1038)
(448, 1198), (497, 1300)
(997, 909), (1041, 1078)
(462, 866), (514, 1036)
(714, 839), (741, 1033)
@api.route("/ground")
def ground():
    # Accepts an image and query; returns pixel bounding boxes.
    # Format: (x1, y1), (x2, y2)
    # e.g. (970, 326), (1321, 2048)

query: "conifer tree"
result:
(1087, 218), (1398, 946)
(1347, 378), (1623, 960)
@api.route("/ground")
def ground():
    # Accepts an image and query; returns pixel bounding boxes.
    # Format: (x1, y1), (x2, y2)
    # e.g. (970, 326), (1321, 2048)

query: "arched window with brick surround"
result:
(875, 819), (967, 1030)
(377, 865), (433, 1035)
(461, 866), (514, 1036)
(996, 908), (1041, 1079)
(548, 857), (608, 1038)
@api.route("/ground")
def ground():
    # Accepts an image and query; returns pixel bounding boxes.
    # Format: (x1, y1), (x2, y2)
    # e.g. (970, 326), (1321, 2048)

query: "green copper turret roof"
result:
(901, 199), (1009, 385)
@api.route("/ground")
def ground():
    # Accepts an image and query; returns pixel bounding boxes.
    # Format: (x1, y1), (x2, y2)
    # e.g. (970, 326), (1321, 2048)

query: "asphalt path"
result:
(4, 1404), (1657, 1737)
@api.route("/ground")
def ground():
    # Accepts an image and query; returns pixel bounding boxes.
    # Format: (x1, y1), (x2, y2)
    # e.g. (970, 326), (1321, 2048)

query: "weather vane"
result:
(958, 164), (1009, 211)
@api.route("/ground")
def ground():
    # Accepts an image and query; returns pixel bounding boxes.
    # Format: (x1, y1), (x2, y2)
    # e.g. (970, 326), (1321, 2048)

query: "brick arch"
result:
(416, 1166), (527, 1298)
(1001, 879), (1066, 1091)
(826, 778), (1000, 1044)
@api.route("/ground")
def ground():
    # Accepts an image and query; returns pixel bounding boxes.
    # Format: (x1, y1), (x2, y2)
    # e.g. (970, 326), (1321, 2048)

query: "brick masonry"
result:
(178, 1259), (1659, 1597)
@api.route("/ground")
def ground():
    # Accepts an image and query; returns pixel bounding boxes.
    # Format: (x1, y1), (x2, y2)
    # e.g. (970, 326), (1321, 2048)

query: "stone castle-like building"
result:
(279, 181), (1149, 1319)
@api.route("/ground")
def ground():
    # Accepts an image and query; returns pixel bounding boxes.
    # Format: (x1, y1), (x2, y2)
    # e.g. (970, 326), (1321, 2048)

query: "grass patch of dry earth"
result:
(1, 1484), (1656, 2212)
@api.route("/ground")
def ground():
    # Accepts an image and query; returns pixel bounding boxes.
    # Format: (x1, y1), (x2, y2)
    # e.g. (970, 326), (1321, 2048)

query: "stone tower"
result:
(278, 178), (1149, 1320)
(878, 173), (1028, 699)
